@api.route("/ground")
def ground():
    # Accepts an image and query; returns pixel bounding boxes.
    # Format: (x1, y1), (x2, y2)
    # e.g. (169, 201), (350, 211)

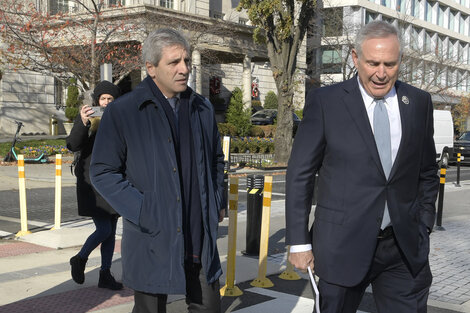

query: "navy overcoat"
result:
(90, 77), (224, 294)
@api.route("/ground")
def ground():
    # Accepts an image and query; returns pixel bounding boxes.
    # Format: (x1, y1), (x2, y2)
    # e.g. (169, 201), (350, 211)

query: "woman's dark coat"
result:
(89, 77), (225, 294)
(66, 116), (117, 217)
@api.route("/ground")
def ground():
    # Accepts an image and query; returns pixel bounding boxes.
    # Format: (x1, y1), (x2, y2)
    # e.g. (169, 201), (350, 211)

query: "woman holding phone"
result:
(66, 80), (123, 290)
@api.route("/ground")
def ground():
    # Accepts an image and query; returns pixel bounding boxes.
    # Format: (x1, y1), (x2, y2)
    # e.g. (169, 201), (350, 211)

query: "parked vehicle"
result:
(450, 131), (470, 165)
(250, 109), (301, 134)
(433, 110), (454, 167)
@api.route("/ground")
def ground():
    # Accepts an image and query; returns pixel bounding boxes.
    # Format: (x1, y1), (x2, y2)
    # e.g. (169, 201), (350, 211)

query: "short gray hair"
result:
(355, 21), (402, 59)
(142, 28), (190, 66)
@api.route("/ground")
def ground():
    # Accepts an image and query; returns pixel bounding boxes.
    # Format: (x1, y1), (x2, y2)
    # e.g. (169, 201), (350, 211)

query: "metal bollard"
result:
(220, 177), (243, 297)
(435, 164), (446, 231)
(455, 151), (462, 187)
(50, 115), (58, 136)
(243, 174), (264, 256)
(16, 155), (31, 237)
(51, 154), (62, 230)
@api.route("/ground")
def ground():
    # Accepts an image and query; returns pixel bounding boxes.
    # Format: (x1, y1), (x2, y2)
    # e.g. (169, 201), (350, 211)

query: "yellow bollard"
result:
(279, 247), (301, 280)
(220, 177), (243, 297)
(16, 155), (31, 237)
(51, 154), (62, 230)
(251, 175), (274, 288)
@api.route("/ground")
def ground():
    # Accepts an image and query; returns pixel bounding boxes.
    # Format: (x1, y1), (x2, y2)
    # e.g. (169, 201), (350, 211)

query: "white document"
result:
(307, 267), (321, 313)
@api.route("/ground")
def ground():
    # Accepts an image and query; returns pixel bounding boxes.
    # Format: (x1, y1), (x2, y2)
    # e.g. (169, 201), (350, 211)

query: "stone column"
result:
(243, 54), (252, 110)
(192, 49), (202, 94)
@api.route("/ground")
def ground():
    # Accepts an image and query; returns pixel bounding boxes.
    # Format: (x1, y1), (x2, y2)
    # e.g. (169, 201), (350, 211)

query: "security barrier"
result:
(251, 175), (274, 288)
(435, 164), (447, 231)
(244, 174), (264, 256)
(220, 177), (243, 296)
(16, 155), (31, 237)
(51, 154), (62, 230)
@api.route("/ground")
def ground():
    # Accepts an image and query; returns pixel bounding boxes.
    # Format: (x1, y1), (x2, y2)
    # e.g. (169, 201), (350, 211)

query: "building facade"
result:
(310, 0), (470, 121)
(0, 0), (307, 136)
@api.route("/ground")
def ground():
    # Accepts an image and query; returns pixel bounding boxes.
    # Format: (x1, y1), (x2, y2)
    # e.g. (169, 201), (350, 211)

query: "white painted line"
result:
(0, 230), (13, 237)
(0, 215), (49, 227)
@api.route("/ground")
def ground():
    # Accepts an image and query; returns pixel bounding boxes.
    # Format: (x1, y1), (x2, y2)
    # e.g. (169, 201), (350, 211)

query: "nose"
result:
(376, 64), (386, 79)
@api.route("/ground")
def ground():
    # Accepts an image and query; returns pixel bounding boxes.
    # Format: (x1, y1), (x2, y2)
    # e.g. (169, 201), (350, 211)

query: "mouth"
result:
(372, 81), (388, 88)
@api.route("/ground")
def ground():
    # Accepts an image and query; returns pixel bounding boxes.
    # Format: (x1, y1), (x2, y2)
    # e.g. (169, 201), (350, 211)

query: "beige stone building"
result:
(0, 0), (307, 136)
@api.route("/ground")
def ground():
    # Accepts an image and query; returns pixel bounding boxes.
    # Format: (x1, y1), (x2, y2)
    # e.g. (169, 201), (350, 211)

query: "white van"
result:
(433, 110), (454, 167)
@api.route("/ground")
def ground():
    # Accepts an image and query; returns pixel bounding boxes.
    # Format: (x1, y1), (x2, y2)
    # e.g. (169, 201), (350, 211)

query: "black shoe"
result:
(70, 254), (87, 284)
(98, 269), (123, 290)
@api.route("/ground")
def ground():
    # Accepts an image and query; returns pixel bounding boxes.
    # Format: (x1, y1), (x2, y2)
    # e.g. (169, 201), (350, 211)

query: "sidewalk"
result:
(1, 189), (470, 313)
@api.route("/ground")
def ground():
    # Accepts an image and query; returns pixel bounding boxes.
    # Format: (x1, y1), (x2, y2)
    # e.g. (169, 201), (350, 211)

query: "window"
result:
(448, 40), (455, 59)
(437, 5), (445, 27)
(459, 15), (465, 34)
(436, 36), (445, 56)
(425, 1), (432, 22)
(365, 11), (378, 24)
(322, 8), (343, 36)
(49, 0), (69, 14)
(238, 18), (248, 25)
(411, 27), (421, 50)
(321, 47), (342, 74)
(212, 11), (225, 19)
(458, 42), (465, 60)
(449, 11), (456, 31)
(381, 0), (391, 8)
(396, 0), (407, 13)
(160, 0), (173, 9)
(411, 0), (420, 18)
(109, 0), (125, 6)
(424, 32), (433, 53)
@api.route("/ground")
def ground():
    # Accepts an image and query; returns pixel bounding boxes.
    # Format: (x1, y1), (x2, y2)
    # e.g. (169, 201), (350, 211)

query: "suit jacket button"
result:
(177, 227), (181, 233)
(173, 167), (177, 172)
(177, 196), (180, 202)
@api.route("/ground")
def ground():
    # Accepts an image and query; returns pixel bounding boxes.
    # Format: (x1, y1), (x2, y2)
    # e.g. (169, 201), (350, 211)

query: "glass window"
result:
(366, 11), (378, 24)
(49, 0), (69, 14)
(411, 0), (420, 18)
(381, 0), (391, 7)
(438, 5), (445, 27)
(449, 11), (456, 31)
(425, 1), (432, 22)
(448, 40), (455, 59)
(322, 8), (343, 37)
(436, 36), (444, 56)
(321, 47), (342, 74)
(424, 32), (433, 53)
(411, 27), (421, 50)
(160, 0), (173, 9)
(459, 15), (465, 34)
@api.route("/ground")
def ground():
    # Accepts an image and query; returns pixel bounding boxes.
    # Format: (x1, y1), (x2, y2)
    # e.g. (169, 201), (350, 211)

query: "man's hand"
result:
(219, 209), (226, 222)
(289, 250), (314, 273)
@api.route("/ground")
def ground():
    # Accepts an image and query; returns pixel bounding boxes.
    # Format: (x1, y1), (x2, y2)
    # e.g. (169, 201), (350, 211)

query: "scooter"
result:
(3, 121), (48, 163)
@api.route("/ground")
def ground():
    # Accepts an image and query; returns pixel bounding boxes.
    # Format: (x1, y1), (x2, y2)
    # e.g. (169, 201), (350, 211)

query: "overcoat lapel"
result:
(341, 78), (385, 177)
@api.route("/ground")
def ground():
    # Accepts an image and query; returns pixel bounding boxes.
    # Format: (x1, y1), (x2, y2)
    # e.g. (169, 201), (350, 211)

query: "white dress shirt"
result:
(290, 78), (402, 254)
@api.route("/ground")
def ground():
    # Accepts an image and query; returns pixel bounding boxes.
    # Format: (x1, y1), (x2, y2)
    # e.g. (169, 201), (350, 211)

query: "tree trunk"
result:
(273, 77), (294, 163)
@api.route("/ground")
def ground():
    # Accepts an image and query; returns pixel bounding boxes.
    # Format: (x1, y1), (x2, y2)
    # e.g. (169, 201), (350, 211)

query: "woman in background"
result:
(66, 81), (123, 290)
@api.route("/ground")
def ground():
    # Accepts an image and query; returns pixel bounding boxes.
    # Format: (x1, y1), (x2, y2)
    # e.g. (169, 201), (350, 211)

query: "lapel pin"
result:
(402, 96), (409, 105)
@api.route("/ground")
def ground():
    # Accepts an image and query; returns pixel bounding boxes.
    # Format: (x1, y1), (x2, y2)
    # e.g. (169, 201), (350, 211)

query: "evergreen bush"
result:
(65, 78), (81, 122)
(225, 87), (252, 136)
(264, 91), (278, 109)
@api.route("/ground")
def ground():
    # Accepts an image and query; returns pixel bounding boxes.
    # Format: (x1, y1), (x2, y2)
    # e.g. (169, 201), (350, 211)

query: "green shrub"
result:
(295, 109), (304, 120)
(217, 123), (237, 137)
(225, 87), (252, 136)
(250, 126), (265, 137)
(65, 78), (81, 122)
(230, 138), (248, 153)
(264, 91), (278, 109)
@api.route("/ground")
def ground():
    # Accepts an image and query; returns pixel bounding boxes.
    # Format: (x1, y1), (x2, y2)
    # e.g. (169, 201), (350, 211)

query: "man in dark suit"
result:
(286, 21), (439, 312)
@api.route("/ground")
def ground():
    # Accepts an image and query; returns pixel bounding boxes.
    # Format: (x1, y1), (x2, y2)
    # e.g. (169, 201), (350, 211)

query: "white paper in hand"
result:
(308, 267), (321, 313)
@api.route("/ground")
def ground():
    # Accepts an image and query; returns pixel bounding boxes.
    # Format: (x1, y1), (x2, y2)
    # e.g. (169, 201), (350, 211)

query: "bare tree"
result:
(0, 0), (141, 91)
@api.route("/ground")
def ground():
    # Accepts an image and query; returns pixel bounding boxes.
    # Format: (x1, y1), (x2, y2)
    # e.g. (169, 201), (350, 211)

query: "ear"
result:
(351, 49), (359, 68)
(146, 62), (156, 78)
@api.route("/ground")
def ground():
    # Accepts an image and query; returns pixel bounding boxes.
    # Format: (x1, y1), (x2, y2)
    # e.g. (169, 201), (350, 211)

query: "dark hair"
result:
(355, 21), (402, 59)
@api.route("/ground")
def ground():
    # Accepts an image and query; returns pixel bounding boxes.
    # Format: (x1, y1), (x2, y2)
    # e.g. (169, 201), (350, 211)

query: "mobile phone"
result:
(90, 106), (104, 117)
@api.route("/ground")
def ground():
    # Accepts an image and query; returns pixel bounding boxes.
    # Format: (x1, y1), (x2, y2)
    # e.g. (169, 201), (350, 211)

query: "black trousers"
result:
(317, 232), (432, 313)
(132, 263), (221, 313)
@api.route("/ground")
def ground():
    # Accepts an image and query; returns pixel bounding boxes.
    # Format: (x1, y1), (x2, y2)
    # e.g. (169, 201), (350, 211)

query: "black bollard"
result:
(243, 174), (264, 256)
(455, 152), (461, 187)
(435, 165), (446, 231)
